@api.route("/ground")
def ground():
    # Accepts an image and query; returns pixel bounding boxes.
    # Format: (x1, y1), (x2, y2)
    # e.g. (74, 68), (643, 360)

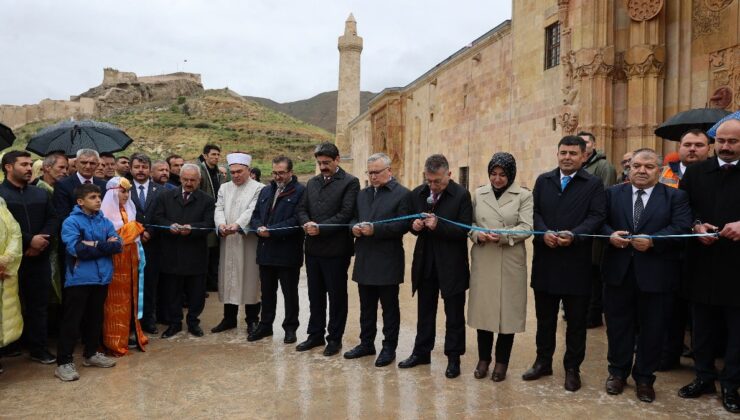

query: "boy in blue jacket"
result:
(55, 184), (122, 382)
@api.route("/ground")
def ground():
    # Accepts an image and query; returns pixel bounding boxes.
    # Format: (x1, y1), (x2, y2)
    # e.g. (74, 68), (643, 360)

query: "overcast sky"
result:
(0, 0), (511, 106)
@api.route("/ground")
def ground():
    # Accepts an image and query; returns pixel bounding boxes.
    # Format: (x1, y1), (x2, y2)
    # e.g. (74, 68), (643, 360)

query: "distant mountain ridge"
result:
(245, 90), (376, 134)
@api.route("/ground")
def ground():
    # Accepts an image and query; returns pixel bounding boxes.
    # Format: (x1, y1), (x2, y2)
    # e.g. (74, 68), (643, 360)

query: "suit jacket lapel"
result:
(481, 187), (502, 217)
(620, 184), (635, 232)
(145, 183), (157, 210)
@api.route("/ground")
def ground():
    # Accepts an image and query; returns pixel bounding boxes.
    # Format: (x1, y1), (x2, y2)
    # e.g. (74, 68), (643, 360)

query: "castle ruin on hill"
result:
(0, 68), (204, 129)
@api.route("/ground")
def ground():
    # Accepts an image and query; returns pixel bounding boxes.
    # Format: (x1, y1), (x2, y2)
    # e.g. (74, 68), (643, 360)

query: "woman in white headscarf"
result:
(100, 177), (148, 356)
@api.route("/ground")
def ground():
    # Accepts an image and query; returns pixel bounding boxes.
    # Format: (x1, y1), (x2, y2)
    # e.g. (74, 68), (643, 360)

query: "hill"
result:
(10, 89), (333, 175)
(246, 90), (376, 133)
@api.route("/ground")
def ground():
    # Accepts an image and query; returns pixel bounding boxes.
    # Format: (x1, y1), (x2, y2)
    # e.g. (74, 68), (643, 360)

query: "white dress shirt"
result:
(631, 185), (655, 208)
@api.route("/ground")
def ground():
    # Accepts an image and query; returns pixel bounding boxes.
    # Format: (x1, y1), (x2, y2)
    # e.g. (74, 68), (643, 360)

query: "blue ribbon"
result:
(144, 213), (719, 240)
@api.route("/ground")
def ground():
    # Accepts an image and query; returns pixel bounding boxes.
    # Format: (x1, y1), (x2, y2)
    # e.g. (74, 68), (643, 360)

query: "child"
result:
(100, 177), (148, 355)
(55, 184), (122, 382)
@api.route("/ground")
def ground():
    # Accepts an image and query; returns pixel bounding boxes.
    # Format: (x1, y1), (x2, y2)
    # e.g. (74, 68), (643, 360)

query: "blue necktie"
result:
(561, 175), (572, 191)
(138, 185), (147, 207)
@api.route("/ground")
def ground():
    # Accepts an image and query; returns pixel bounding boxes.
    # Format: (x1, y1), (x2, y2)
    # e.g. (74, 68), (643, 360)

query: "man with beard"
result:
(115, 156), (130, 179)
(678, 117), (740, 413)
(152, 160), (176, 190)
(0, 151), (60, 364)
(99, 152), (117, 181)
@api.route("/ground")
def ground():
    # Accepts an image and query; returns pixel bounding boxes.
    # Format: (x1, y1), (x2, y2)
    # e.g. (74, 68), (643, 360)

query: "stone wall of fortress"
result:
(346, 0), (739, 191)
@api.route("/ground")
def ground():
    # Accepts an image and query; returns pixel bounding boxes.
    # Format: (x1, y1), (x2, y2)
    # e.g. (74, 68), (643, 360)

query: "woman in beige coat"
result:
(468, 152), (533, 382)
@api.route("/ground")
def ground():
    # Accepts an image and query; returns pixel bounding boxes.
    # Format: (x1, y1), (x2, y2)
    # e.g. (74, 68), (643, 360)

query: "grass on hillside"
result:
(9, 90), (331, 175)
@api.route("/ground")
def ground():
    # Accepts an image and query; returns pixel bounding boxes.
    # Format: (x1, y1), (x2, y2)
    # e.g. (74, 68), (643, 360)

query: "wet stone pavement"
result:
(0, 266), (734, 419)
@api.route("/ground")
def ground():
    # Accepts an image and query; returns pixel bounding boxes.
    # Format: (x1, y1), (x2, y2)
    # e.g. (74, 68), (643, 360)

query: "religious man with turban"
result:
(211, 152), (265, 336)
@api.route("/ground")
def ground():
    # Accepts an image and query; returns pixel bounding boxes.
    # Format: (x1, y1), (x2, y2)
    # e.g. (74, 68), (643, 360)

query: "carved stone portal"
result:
(704, 0), (734, 12)
(627, 0), (663, 21)
(708, 46), (739, 110)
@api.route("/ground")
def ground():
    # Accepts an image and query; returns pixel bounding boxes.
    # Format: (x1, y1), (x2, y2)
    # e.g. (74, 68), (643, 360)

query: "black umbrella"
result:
(0, 122), (16, 150)
(26, 120), (133, 157)
(654, 108), (731, 141)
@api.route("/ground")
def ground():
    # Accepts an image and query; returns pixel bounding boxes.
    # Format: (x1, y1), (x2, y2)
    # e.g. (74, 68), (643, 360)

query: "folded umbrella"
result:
(26, 120), (133, 157)
(0, 122), (15, 151)
(654, 108), (731, 141)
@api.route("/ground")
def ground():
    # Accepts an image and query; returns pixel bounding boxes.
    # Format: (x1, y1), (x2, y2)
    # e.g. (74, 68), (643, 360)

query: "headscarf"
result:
(101, 176), (137, 231)
(487, 152), (517, 197)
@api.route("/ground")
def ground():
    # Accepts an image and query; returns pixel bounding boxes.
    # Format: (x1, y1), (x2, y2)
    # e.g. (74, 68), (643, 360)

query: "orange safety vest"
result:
(659, 166), (680, 189)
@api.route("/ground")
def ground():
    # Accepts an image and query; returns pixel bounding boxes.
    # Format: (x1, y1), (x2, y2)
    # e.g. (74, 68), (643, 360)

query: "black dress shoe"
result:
(445, 357), (461, 379)
(142, 323), (159, 335)
(161, 325), (182, 339)
(247, 325), (273, 342)
(375, 348), (396, 367)
(343, 344), (376, 359)
(296, 336), (325, 352)
(678, 378), (717, 398)
(605, 375), (626, 395)
(636, 382), (655, 403)
(188, 325), (204, 337)
(491, 362), (508, 382)
(564, 369), (582, 392)
(247, 322), (259, 335)
(323, 341), (342, 356)
(210, 319), (237, 333)
(522, 363), (553, 381)
(722, 388), (740, 413)
(284, 330), (297, 344)
(398, 353), (431, 369)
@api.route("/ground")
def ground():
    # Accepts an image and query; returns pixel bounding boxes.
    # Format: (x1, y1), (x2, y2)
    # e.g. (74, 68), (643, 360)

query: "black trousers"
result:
(477, 330), (514, 364)
(57, 285), (108, 365)
(587, 264), (603, 322)
(534, 291), (589, 370)
(662, 293), (691, 362)
(223, 303), (261, 324)
(603, 266), (672, 385)
(413, 272), (466, 358)
(141, 242), (160, 327)
(206, 244), (220, 291)
(692, 302), (740, 391)
(358, 284), (400, 350)
(162, 273), (205, 328)
(305, 255), (351, 342)
(258, 265), (300, 332)
(18, 258), (51, 354)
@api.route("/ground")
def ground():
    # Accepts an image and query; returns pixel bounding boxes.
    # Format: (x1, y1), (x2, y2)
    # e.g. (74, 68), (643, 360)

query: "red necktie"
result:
(183, 192), (190, 201)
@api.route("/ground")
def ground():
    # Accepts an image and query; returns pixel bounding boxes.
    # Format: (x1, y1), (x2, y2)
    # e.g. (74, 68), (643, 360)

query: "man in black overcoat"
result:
(153, 163), (215, 339)
(600, 148), (692, 403)
(398, 154), (473, 379)
(678, 117), (740, 414)
(295, 142), (360, 356)
(343, 152), (410, 367)
(523, 135), (606, 392)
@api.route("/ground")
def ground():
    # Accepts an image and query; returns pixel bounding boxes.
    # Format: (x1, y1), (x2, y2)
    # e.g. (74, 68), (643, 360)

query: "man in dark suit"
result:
(344, 153), (410, 367)
(128, 153), (166, 334)
(295, 142), (360, 356)
(53, 149), (108, 222)
(600, 148), (692, 403)
(523, 135), (606, 392)
(153, 163), (215, 339)
(398, 154), (473, 379)
(678, 117), (740, 414)
(0, 151), (60, 364)
(248, 156), (305, 344)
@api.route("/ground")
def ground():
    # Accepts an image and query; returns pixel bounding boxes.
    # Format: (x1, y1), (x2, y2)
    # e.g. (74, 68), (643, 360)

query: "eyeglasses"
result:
(365, 167), (389, 176)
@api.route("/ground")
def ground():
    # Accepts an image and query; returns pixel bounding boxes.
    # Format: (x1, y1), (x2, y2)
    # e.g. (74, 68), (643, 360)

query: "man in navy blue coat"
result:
(600, 148), (691, 403)
(52, 149), (108, 222)
(248, 156), (305, 344)
(523, 136), (606, 392)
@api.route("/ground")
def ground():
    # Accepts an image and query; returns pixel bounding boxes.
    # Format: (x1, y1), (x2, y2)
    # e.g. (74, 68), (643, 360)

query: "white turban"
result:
(227, 152), (252, 167)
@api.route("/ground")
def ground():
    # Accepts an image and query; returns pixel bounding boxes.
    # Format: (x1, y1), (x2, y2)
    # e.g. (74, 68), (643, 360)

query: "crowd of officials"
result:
(0, 116), (738, 413)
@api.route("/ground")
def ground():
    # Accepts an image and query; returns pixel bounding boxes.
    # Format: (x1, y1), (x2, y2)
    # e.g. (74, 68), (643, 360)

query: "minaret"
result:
(335, 13), (363, 158)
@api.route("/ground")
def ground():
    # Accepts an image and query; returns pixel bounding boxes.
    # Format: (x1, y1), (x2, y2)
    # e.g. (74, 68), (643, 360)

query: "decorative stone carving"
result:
(704, 0), (734, 12)
(557, 105), (579, 135)
(573, 47), (616, 79)
(692, 0), (721, 39)
(627, 0), (663, 21)
(623, 45), (665, 78)
(708, 46), (739, 110)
